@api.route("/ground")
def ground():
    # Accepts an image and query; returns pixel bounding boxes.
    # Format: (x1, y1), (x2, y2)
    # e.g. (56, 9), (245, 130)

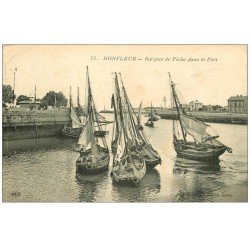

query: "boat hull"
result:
(76, 147), (110, 175)
(76, 162), (109, 174)
(145, 157), (161, 168)
(142, 145), (161, 169)
(111, 155), (146, 185)
(62, 127), (83, 138)
(145, 122), (154, 127)
(174, 143), (227, 164)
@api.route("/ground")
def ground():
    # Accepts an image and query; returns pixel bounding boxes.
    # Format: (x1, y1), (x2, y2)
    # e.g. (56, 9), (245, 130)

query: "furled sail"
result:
(180, 114), (209, 143)
(77, 119), (91, 147)
(90, 134), (102, 163)
(115, 128), (125, 162)
(70, 106), (83, 128)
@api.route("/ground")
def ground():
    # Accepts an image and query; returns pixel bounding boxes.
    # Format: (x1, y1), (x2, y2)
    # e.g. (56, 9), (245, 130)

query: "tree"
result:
(212, 105), (223, 111)
(202, 105), (207, 111)
(41, 91), (68, 108)
(16, 95), (30, 103)
(2, 84), (15, 105)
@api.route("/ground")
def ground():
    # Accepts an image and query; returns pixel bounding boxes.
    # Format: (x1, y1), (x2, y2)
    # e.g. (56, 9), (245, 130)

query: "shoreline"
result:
(100, 109), (248, 125)
(2, 108), (247, 141)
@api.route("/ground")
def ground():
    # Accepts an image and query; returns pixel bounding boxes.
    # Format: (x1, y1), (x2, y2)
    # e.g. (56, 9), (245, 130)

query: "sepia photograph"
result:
(2, 44), (248, 202)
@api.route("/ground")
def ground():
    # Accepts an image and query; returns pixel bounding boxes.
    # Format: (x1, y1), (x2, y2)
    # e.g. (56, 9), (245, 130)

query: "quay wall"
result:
(100, 109), (248, 125)
(2, 109), (70, 141)
(155, 110), (248, 125)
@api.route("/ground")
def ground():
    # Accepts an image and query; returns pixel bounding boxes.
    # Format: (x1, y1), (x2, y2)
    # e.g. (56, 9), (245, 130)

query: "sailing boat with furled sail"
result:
(62, 86), (85, 138)
(118, 73), (161, 168)
(62, 84), (112, 139)
(169, 72), (232, 164)
(76, 67), (110, 174)
(111, 72), (146, 184)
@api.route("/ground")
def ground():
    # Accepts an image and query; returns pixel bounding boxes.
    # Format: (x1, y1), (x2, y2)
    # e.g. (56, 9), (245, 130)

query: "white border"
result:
(1, 1), (249, 250)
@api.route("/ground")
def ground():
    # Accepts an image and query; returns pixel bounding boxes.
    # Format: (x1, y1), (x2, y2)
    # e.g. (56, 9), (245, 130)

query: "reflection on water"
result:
(171, 157), (223, 202)
(76, 172), (110, 202)
(173, 157), (221, 174)
(111, 169), (161, 202)
(2, 115), (248, 202)
(75, 169), (161, 202)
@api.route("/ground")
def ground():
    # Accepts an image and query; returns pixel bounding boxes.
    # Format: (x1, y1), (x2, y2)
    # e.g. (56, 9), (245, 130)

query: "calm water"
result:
(2, 114), (248, 202)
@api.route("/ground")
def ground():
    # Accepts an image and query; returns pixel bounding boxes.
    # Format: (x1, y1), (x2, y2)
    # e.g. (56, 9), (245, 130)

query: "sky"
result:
(3, 45), (247, 109)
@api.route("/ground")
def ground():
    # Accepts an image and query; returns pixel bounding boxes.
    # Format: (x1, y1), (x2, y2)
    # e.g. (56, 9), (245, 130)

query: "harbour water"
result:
(2, 114), (248, 202)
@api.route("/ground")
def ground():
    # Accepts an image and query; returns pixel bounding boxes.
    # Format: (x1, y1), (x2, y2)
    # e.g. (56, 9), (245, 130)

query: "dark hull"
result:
(174, 143), (227, 164)
(76, 147), (110, 175)
(140, 144), (161, 169)
(62, 127), (108, 139)
(62, 127), (82, 138)
(145, 157), (161, 168)
(111, 154), (146, 185)
(112, 142), (161, 169)
(145, 122), (154, 127)
(76, 163), (109, 175)
(110, 172), (141, 186)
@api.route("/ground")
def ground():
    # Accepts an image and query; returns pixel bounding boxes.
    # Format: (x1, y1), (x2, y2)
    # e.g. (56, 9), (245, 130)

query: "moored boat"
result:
(120, 76), (161, 169)
(76, 66), (110, 174)
(145, 120), (154, 127)
(62, 85), (112, 139)
(111, 148), (146, 185)
(62, 86), (85, 138)
(169, 72), (232, 164)
(111, 72), (146, 184)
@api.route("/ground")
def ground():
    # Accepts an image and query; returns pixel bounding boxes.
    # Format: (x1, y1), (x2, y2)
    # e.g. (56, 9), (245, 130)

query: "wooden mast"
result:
(86, 66), (108, 149)
(119, 73), (141, 145)
(115, 72), (130, 157)
(169, 72), (186, 142)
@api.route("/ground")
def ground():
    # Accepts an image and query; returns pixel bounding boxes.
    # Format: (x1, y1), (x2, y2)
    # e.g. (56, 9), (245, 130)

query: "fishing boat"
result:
(117, 73), (161, 168)
(169, 72), (232, 164)
(145, 107), (161, 121)
(145, 102), (154, 127)
(111, 72), (146, 184)
(62, 86), (85, 138)
(76, 67), (110, 174)
(135, 102), (161, 168)
(62, 85), (111, 139)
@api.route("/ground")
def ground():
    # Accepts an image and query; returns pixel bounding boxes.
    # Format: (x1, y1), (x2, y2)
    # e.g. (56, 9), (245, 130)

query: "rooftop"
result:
(228, 95), (247, 101)
(17, 100), (41, 104)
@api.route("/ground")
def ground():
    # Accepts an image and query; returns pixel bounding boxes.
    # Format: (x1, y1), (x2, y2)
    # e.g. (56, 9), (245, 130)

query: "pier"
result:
(2, 109), (70, 141)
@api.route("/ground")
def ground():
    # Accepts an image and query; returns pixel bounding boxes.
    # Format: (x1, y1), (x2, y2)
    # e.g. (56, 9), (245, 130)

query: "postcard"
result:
(2, 44), (247, 202)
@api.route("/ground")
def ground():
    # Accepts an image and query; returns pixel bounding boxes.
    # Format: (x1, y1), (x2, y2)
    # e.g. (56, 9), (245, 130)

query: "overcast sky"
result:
(3, 45), (247, 109)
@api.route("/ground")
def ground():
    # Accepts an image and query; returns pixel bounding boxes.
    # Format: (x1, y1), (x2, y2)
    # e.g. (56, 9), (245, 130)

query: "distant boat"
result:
(145, 106), (161, 121)
(62, 105), (85, 138)
(111, 72), (146, 184)
(62, 84), (111, 139)
(75, 67), (110, 174)
(145, 102), (154, 127)
(169, 72), (232, 164)
(136, 101), (161, 168)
